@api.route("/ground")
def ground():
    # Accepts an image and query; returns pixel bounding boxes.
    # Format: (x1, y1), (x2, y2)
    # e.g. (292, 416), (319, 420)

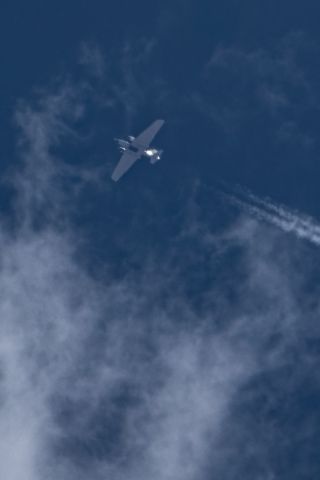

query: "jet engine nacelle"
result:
(149, 149), (163, 164)
(127, 135), (135, 141)
(115, 138), (129, 151)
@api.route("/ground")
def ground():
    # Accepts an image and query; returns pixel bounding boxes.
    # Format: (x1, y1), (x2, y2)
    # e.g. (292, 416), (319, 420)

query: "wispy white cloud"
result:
(13, 84), (85, 225)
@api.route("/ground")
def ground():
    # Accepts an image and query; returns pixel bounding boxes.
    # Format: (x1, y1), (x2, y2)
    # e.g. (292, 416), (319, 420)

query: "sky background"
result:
(1, 1), (320, 479)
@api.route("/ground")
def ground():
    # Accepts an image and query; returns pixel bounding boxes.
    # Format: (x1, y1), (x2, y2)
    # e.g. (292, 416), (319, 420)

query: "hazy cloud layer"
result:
(0, 70), (319, 480)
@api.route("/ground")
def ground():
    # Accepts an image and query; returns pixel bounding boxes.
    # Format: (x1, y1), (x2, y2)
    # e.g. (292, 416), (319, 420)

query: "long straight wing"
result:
(111, 151), (140, 182)
(131, 119), (164, 149)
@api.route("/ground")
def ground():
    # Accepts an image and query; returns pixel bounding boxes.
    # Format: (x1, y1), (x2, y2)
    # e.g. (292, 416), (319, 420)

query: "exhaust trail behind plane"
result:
(221, 185), (320, 247)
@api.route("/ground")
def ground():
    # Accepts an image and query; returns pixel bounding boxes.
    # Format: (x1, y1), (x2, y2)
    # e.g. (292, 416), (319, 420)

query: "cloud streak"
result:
(223, 185), (320, 246)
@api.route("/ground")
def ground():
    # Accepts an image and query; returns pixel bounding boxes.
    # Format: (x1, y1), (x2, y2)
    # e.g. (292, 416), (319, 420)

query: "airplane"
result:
(111, 119), (164, 181)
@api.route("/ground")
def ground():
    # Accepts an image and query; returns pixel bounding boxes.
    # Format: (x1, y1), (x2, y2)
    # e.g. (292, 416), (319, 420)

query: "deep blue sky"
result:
(1, 2), (320, 479)
(2, 1), (320, 206)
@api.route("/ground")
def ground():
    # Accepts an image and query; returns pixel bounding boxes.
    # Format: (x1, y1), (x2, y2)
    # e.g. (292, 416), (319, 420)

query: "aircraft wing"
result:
(111, 151), (141, 182)
(131, 119), (164, 149)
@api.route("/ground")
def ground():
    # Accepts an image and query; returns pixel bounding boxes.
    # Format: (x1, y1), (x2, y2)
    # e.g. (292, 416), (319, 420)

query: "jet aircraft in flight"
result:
(111, 119), (164, 181)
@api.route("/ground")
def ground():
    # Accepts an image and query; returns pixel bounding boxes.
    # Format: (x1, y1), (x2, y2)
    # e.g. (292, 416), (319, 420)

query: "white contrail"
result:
(223, 187), (320, 246)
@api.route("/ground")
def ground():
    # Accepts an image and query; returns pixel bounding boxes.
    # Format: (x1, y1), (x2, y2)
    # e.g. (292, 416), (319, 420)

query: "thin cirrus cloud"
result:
(193, 32), (317, 150)
(0, 63), (319, 480)
(78, 40), (169, 130)
(79, 42), (107, 79)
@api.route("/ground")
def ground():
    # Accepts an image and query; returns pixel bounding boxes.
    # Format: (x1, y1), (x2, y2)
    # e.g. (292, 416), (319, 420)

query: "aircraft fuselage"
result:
(115, 138), (161, 162)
